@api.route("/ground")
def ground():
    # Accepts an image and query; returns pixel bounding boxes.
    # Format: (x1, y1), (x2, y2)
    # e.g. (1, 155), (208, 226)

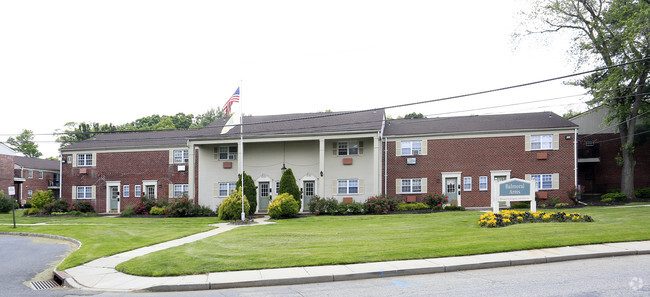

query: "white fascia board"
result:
(61, 146), (189, 155)
(188, 132), (379, 145)
(388, 128), (577, 141)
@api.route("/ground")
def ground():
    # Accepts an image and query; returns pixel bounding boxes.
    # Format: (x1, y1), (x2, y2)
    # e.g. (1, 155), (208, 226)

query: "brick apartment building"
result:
(60, 110), (579, 213)
(0, 143), (61, 203)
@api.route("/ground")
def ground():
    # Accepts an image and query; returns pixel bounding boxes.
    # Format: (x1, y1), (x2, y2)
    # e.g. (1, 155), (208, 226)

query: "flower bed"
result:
(479, 209), (594, 228)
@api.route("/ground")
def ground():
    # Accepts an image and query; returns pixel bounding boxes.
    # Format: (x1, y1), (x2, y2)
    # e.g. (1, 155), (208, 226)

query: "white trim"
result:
(389, 129), (576, 142)
(106, 181), (121, 213)
(441, 172), (462, 206)
(490, 170), (512, 207)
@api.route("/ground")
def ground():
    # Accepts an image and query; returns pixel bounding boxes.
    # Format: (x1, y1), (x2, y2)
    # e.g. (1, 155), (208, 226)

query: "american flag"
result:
(223, 87), (240, 116)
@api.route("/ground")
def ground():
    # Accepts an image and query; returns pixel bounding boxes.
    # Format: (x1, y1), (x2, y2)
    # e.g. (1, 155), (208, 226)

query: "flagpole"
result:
(240, 80), (245, 221)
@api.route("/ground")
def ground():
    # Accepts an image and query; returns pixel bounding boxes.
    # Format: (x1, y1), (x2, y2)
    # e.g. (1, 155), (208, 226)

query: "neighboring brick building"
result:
(571, 108), (650, 195)
(60, 130), (196, 213)
(0, 142), (61, 203)
(383, 112), (578, 207)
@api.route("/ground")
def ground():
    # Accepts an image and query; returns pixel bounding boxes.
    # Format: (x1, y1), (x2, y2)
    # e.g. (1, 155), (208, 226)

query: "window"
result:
(77, 186), (93, 199)
(77, 154), (93, 166)
(218, 146), (237, 160)
(401, 141), (422, 156)
(275, 182), (280, 194)
(531, 174), (553, 190)
(531, 135), (553, 150)
(479, 176), (488, 191)
(174, 184), (189, 198)
(28, 170), (33, 179)
(134, 185), (142, 198)
(338, 179), (359, 194)
(219, 182), (237, 197)
(260, 183), (269, 197)
(337, 141), (360, 156)
(28, 190), (33, 198)
(401, 178), (422, 193)
(173, 150), (189, 163)
(463, 177), (472, 191)
(146, 185), (156, 198)
(123, 185), (130, 198)
(39, 171), (43, 179)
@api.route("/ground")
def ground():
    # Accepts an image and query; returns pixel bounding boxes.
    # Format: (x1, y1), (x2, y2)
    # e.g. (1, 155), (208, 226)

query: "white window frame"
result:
(530, 135), (553, 150)
(275, 181), (280, 194)
(401, 141), (422, 156)
(77, 153), (93, 167)
(463, 176), (472, 191)
(174, 184), (189, 198)
(337, 179), (359, 195)
(39, 171), (43, 179)
(218, 146), (238, 160)
(173, 150), (189, 163)
(401, 178), (422, 193)
(123, 185), (130, 198)
(479, 176), (488, 191)
(218, 182), (237, 197)
(337, 141), (360, 156)
(28, 170), (33, 179)
(76, 186), (93, 199)
(531, 174), (553, 190)
(134, 185), (142, 198)
(27, 190), (33, 198)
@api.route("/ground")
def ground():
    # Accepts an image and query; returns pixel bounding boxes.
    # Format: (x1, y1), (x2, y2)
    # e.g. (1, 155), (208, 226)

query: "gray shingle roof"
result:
(384, 112), (578, 136)
(14, 156), (60, 171)
(61, 109), (386, 151)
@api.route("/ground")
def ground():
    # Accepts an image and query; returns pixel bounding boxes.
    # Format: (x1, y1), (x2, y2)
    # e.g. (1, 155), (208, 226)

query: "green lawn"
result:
(0, 210), (219, 270)
(116, 206), (650, 276)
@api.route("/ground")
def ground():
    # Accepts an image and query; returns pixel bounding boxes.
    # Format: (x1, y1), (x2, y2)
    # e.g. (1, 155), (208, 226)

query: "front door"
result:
(258, 182), (270, 212)
(109, 186), (120, 212)
(445, 178), (459, 206)
(303, 181), (315, 209)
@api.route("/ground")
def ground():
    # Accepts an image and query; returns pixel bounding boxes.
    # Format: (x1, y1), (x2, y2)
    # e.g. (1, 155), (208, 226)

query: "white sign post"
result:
(492, 178), (536, 213)
(8, 186), (16, 228)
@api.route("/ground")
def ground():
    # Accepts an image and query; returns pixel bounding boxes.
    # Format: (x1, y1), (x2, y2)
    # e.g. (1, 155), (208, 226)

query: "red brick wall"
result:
(20, 170), (56, 201)
(579, 133), (650, 193)
(0, 154), (13, 195)
(62, 150), (192, 213)
(385, 134), (576, 207)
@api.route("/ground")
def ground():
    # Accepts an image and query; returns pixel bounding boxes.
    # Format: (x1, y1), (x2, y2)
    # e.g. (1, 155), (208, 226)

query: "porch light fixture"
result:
(320, 171), (323, 177)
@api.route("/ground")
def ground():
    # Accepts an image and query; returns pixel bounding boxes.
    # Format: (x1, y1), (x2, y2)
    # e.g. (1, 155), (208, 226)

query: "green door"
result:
(258, 182), (270, 212)
(303, 181), (315, 209)
(109, 186), (119, 212)
(445, 178), (458, 206)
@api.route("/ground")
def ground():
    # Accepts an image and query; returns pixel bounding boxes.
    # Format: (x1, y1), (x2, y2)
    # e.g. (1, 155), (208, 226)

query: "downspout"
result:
(384, 136), (388, 196)
(59, 151), (62, 199)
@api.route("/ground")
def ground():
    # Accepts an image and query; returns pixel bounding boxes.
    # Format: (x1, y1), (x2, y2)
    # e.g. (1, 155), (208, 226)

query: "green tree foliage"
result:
(268, 193), (299, 219)
(57, 108), (226, 147)
(7, 129), (42, 158)
(518, 0), (649, 198)
(31, 190), (54, 209)
(236, 171), (258, 215)
(218, 187), (250, 220)
(279, 168), (301, 204)
(401, 112), (425, 119)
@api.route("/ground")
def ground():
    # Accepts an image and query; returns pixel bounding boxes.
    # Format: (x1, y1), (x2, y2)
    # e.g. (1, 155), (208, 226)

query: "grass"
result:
(0, 210), (219, 270)
(116, 205), (650, 276)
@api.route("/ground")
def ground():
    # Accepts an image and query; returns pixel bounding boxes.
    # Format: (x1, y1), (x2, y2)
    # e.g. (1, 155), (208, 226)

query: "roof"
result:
(0, 142), (15, 156)
(384, 112), (578, 136)
(190, 109), (386, 140)
(14, 156), (60, 171)
(61, 109), (386, 151)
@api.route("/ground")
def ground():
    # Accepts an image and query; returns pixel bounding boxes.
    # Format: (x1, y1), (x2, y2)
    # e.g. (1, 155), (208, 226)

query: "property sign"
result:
(8, 186), (15, 196)
(492, 178), (536, 213)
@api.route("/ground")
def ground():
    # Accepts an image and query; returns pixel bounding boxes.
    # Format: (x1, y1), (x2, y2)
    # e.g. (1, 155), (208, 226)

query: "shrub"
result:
(423, 193), (448, 208)
(347, 202), (363, 214)
(337, 202), (350, 214)
(191, 205), (216, 217)
(22, 208), (41, 216)
(24, 201), (32, 209)
(268, 193), (300, 219)
(601, 192), (627, 202)
(165, 197), (197, 217)
(279, 168), (301, 204)
(600, 197), (613, 203)
(149, 206), (165, 215)
(0, 195), (13, 213)
(120, 205), (136, 217)
(547, 196), (560, 207)
(236, 171), (258, 215)
(634, 187), (650, 199)
(134, 195), (157, 215)
(555, 203), (569, 208)
(510, 202), (530, 209)
(567, 186), (584, 204)
(308, 196), (339, 215)
(364, 195), (399, 214)
(69, 201), (95, 213)
(218, 188), (250, 220)
(31, 190), (54, 209)
(42, 199), (70, 215)
(396, 202), (430, 211)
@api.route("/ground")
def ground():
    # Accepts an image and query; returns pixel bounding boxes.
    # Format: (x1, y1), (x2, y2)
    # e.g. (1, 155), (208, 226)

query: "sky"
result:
(0, 0), (589, 159)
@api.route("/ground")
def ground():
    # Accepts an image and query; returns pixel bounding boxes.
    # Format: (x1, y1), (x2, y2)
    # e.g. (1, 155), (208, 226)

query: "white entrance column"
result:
(188, 143), (195, 200)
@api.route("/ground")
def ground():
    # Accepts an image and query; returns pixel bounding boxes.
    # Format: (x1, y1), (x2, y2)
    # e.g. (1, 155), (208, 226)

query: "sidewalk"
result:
(60, 218), (650, 292)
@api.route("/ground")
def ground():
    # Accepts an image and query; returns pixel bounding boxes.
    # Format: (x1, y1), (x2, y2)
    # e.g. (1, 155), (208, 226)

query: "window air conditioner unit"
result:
(177, 165), (186, 172)
(412, 150), (420, 156)
(407, 158), (417, 165)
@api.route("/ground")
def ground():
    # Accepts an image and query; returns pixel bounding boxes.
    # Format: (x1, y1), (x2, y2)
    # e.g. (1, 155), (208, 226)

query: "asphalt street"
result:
(0, 235), (94, 297)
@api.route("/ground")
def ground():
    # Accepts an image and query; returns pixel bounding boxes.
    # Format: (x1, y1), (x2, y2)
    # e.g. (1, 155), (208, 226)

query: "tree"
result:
(193, 108), (226, 128)
(402, 112), (425, 119)
(7, 129), (42, 158)
(56, 122), (118, 147)
(279, 168), (301, 204)
(236, 171), (258, 215)
(517, 0), (649, 198)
